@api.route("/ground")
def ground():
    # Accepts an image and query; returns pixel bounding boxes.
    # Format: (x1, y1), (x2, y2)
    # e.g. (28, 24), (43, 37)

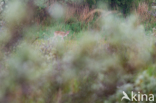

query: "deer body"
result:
(53, 31), (70, 40)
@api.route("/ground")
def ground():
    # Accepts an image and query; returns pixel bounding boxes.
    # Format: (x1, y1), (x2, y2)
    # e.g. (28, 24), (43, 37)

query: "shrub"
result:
(1, 1), (156, 103)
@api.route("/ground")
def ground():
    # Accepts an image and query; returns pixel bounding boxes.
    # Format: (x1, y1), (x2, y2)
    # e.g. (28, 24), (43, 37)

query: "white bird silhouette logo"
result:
(121, 91), (131, 101)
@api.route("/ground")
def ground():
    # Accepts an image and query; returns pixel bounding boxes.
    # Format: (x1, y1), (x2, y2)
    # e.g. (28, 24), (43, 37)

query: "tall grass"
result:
(0, 0), (156, 103)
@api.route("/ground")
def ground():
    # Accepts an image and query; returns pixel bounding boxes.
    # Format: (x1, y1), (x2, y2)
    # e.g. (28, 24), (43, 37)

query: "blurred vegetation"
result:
(0, 0), (156, 103)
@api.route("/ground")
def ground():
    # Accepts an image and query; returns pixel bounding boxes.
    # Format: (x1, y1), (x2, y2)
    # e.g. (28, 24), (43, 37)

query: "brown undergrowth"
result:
(40, 1), (115, 23)
(136, 2), (156, 31)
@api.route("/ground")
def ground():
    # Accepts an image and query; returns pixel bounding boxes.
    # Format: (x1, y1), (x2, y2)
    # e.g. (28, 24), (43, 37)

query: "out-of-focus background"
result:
(0, 0), (156, 103)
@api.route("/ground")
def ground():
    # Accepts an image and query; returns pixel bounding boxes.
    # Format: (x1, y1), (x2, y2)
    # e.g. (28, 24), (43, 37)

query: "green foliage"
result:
(1, 0), (156, 103)
(66, 0), (137, 14)
(102, 0), (136, 14)
(82, 0), (153, 14)
(36, 20), (88, 40)
(1, 11), (156, 102)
